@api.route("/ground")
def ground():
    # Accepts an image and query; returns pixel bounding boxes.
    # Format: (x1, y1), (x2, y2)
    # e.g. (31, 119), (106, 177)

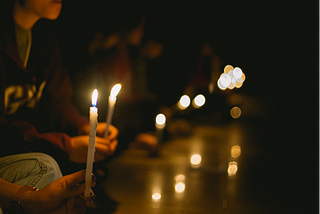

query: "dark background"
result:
(54, 0), (318, 211)
(56, 1), (318, 105)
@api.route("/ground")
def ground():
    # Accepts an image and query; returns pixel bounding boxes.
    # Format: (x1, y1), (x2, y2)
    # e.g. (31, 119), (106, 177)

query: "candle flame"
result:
(156, 113), (166, 126)
(175, 182), (185, 193)
(179, 95), (190, 109)
(110, 84), (122, 97)
(91, 89), (98, 107)
(190, 154), (202, 166)
(193, 94), (206, 108)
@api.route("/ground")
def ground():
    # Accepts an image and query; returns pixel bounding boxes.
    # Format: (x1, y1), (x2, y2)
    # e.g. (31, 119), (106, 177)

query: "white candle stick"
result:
(104, 84), (121, 138)
(84, 89), (98, 198)
(155, 113), (166, 144)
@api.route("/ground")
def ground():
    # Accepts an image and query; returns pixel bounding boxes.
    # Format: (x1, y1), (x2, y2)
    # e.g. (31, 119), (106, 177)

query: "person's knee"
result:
(30, 153), (62, 188)
(0, 153), (62, 189)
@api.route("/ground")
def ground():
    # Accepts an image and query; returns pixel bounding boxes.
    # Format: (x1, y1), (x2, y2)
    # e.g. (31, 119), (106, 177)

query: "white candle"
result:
(84, 89), (98, 198)
(155, 113), (166, 143)
(104, 84), (121, 138)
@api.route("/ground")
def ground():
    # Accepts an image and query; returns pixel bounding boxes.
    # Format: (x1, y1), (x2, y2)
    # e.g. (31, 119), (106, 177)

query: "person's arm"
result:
(0, 170), (95, 214)
(0, 178), (21, 210)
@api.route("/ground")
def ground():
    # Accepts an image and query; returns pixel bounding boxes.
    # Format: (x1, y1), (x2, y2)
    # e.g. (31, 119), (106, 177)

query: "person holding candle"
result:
(0, 0), (119, 212)
(0, 168), (96, 214)
(0, 0), (119, 166)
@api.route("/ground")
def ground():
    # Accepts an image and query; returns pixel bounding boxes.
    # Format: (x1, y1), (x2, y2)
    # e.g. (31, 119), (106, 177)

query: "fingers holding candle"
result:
(96, 123), (119, 140)
(94, 137), (118, 159)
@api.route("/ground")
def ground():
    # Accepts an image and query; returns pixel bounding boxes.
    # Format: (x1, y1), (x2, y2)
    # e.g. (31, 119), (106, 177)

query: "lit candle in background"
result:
(84, 89), (98, 198)
(104, 84), (121, 138)
(155, 113), (166, 143)
(178, 95), (191, 110)
(190, 154), (202, 167)
(192, 94), (206, 108)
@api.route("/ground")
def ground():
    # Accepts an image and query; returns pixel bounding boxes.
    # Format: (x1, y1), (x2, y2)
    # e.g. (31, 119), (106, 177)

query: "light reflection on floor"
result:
(100, 118), (260, 213)
(90, 93), (315, 214)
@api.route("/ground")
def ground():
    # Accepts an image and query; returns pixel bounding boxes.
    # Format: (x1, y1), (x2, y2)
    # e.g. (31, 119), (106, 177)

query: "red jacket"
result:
(0, 18), (88, 157)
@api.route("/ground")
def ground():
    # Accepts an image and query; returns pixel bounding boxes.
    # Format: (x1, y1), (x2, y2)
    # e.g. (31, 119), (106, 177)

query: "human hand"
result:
(69, 135), (118, 163)
(96, 123), (119, 139)
(133, 132), (160, 156)
(21, 170), (96, 214)
(80, 123), (119, 141)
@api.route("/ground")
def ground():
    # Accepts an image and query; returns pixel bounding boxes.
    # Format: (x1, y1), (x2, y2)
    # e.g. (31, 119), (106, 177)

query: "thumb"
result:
(60, 170), (87, 198)
(63, 171), (97, 198)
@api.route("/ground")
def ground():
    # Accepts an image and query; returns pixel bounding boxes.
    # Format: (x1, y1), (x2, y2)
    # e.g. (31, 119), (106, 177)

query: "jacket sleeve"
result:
(0, 28), (88, 157)
(0, 119), (72, 155)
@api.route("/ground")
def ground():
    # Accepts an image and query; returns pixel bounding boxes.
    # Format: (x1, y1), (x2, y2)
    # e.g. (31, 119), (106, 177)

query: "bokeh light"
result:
(190, 154), (202, 166)
(224, 65), (234, 74)
(235, 81), (243, 88)
(220, 73), (231, 87)
(152, 193), (161, 200)
(218, 65), (245, 90)
(231, 145), (241, 158)
(175, 174), (186, 182)
(233, 67), (243, 79)
(179, 95), (191, 109)
(228, 161), (238, 176)
(241, 73), (246, 82)
(193, 94), (206, 108)
(218, 79), (227, 90)
(230, 106), (241, 119)
(175, 182), (185, 193)
(227, 83), (235, 89)
(156, 114), (166, 128)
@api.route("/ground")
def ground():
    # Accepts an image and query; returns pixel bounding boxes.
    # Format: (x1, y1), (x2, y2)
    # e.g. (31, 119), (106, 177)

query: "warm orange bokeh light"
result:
(179, 95), (191, 109)
(155, 114), (166, 127)
(193, 94), (206, 108)
(224, 65), (234, 74)
(231, 145), (241, 158)
(190, 154), (202, 166)
(230, 106), (241, 119)
(152, 193), (161, 200)
(228, 161), (238, 176)
(175, 182), (185, 193)
(218, 79), (227, 90)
